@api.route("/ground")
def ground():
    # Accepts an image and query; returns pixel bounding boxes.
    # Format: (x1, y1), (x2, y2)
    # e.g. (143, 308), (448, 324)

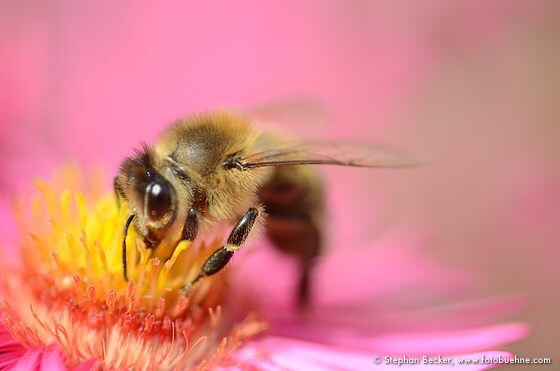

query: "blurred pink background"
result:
(1, 0), (559, 367)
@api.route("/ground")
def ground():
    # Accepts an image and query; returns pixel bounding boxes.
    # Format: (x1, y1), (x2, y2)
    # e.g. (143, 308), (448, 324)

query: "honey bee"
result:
(114, 111), (416, 305)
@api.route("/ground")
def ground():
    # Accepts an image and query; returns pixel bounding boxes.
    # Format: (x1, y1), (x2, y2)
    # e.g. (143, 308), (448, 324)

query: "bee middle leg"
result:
(182, 208), (199, 241)
(181, 207), (259, 291)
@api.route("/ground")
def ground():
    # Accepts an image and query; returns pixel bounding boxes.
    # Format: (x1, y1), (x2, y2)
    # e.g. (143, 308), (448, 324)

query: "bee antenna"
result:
(122, 214), (136, 281)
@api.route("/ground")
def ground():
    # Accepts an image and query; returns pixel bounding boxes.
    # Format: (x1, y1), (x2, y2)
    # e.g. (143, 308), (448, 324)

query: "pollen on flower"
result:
(0, 167), (267, 370)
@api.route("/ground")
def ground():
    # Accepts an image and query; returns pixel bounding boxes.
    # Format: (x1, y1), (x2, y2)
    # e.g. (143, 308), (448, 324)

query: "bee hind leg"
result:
(181, 207), (259, 292)
(298, 258), (314, 307)
(262, 214), (321, 307)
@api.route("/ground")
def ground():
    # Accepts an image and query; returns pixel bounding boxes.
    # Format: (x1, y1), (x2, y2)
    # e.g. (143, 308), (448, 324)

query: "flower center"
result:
(0, 169), (266, 369)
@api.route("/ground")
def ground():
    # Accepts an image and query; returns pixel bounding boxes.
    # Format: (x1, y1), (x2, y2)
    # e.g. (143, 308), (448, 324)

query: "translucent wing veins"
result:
(242, 142), (422, 170)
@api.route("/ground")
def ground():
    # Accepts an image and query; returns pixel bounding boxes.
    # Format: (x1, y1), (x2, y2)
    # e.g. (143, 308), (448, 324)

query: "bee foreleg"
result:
(122, 214), (136, 281)
(181, 207), (259, 292)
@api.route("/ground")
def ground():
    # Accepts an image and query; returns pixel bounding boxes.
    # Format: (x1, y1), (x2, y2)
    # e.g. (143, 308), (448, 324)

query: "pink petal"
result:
(267, 294), (526, 334)
(0, 325), (68, 371)
(0, 325), (26, 369)
(236, 337), (516, 370)
(0, 353), (24, 370)
(235, 336), (378, 370)
(269, 321), (528, 355)
(71, 359), (98, 371)
(368, 323), (529, 355)
(0, 346), (26, 369)
(381, 295), (526, 331)
(40, 347), (67, 371)
(10, 349), (42, 371)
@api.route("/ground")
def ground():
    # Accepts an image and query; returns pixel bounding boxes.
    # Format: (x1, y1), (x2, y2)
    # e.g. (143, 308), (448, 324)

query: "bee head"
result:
(116, 145), (177, 228)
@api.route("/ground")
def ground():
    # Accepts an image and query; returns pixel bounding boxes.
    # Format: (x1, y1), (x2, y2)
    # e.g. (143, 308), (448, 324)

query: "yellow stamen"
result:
(0, 167), (267, 369)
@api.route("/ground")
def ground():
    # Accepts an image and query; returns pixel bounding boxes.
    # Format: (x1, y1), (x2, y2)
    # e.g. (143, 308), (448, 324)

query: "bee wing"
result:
(242, 141), (422, 170)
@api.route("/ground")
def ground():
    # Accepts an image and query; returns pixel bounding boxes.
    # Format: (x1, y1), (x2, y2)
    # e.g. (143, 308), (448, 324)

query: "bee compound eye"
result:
(146, 180), (172, 220)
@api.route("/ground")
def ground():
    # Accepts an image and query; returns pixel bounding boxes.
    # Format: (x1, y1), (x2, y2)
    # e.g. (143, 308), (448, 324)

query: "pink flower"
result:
(0, 169), (527, 370)
(3, 2), (550, 368)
